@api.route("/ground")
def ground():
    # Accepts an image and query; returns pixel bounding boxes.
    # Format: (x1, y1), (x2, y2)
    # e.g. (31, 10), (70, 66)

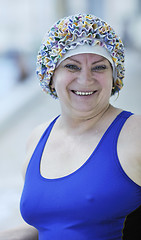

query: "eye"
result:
(64, 64), (81, 71)
(92, 65), (107, 72)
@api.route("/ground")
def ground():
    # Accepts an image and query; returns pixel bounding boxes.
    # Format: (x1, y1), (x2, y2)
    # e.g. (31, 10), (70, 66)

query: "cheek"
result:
(53, 71), (73, 90)
(99, 74), (113, 90)
(52, 71), (62, 89)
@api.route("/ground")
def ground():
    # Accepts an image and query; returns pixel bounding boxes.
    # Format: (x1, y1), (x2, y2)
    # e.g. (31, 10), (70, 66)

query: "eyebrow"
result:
(66, 56), (106, 65)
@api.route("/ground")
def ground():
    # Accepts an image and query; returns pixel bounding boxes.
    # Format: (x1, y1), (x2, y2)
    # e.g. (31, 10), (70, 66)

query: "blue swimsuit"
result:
(20, 111), (141, 240)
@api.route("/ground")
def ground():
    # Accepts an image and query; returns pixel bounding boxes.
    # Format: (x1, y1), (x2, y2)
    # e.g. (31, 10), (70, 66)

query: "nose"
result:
(77, 67), (93, 86)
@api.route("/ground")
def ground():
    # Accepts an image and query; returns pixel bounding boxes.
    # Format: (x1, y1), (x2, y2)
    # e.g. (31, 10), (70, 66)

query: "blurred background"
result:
(0, 0), (141, 231)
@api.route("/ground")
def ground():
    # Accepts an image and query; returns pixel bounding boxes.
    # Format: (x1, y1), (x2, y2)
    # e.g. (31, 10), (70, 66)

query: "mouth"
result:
(72, 90), (97, 96)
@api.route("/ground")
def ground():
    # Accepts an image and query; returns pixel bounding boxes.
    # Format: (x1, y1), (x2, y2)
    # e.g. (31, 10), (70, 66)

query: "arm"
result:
(118, 114), (141, 186)
(0, 225), (38, 240)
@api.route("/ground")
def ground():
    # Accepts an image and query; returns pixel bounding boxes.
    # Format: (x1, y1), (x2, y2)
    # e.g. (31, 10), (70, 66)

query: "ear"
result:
(49, 76), (55, 89)
(49, 77), (58, 98)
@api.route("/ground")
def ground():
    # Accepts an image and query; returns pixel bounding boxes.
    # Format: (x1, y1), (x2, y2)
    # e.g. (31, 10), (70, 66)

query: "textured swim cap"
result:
(36, 13), (125, 98)
(56, 38), (114, 67)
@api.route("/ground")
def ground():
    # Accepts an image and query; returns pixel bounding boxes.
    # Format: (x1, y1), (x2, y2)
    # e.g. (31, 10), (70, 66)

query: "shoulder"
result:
(22, 117), (55, 178)
(120, 113), (141, 151)
(122, 113), (141, 138)
(119, 113), (141, 185)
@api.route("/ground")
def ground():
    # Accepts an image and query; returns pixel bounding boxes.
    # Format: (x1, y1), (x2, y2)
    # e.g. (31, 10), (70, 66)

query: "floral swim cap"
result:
(36, 13), (125, 98)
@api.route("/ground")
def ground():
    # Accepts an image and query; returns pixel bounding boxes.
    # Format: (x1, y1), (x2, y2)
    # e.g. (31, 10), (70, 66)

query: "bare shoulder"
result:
(123, 114), (141, 136)
(22, 117), (55, 177)
(118, 113), (141, 186)
(121, 114), (141, 151)
(26, 121), (50, 154)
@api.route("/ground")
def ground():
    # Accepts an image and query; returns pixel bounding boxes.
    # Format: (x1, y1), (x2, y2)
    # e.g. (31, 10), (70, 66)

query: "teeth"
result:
(74, 91), (94, 96)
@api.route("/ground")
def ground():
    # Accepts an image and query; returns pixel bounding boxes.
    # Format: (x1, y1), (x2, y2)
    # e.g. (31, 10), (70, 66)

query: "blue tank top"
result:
(20, 111), (141, 240)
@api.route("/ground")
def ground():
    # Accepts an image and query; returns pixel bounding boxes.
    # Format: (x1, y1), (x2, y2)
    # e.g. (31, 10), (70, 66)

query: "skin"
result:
(25, 53), (141, 186)
(0, 225), (38, 239)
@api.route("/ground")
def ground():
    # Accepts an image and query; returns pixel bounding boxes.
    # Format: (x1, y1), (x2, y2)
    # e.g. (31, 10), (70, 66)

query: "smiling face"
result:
(52, 53), (113, 119)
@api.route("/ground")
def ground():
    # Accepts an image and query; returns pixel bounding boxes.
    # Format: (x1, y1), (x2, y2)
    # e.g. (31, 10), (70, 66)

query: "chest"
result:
(23, 137), (141, 228)
(40, 133), (100, 179)
(40, 129), (134, 181)
(21, 115), (141, 236)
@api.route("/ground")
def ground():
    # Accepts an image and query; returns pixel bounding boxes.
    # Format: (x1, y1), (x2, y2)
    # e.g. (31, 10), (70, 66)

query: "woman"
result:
(1, 13), (141, 240)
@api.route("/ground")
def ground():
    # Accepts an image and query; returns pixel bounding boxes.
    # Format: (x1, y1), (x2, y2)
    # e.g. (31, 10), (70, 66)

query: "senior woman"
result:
(20, 13), (141, 240)
(1, 13), (141, 240)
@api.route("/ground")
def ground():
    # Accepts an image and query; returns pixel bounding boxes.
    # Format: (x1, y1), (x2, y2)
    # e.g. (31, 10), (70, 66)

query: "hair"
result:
(36, 13), (125, 98)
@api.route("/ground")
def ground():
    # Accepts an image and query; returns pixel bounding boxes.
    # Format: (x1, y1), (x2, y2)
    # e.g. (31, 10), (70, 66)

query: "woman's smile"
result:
(71, 90), (97, 96)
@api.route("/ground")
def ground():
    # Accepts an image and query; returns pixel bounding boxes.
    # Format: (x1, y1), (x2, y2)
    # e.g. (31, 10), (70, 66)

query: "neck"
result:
(57, 104), (114, 135)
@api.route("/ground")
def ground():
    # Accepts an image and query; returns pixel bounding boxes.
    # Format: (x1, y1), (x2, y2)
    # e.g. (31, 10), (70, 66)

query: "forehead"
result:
(63, 53), (108, 63)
